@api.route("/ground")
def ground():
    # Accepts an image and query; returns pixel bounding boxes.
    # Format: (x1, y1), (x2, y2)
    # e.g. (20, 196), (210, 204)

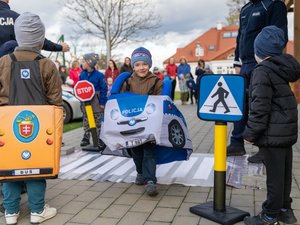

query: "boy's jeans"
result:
(3, 179), (46, 214)
(131, 142), (157, 183)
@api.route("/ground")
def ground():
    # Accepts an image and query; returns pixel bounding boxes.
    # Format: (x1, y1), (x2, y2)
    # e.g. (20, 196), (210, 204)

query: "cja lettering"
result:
(0, 17), (14, 26)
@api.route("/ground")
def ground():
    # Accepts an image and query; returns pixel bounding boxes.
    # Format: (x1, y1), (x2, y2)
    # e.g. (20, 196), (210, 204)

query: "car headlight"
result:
(145, 103), (156, 114)
(110, 109), (120, 120)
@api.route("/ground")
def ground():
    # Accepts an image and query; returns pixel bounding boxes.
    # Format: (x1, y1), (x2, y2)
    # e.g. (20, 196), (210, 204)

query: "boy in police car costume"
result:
(0, 12), (61, 225)
(120, 47), (163, 196)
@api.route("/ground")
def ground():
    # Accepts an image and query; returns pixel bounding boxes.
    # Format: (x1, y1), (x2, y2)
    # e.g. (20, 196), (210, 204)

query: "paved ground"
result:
(1, 102), (300, 225)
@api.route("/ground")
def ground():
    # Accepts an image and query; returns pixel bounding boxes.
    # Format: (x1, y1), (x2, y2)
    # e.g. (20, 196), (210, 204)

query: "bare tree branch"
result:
(226, 0), (247, 25)
(64, 0), (161, 65)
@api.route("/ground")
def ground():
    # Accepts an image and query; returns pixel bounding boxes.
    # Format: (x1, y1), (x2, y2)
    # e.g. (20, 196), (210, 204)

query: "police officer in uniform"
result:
(0, 0), (70, 52)
(227, 0), (288, 163)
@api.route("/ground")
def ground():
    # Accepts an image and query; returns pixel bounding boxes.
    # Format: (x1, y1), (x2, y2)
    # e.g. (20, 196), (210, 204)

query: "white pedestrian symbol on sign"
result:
(200, 76), (242, 116)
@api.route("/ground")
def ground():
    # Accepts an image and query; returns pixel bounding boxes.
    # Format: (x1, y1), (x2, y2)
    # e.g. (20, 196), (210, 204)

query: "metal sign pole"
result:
(213, 121), (227, 212)
(84, 102), (98, 147)
(190, 120), (249, 224)
(74, 80), (99, 152)
(82, 101), (100, 152)
(191, 74), (249, 225)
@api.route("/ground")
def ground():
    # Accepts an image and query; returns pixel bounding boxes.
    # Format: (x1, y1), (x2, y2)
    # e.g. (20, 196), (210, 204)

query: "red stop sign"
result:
(74, 80), (95, 102)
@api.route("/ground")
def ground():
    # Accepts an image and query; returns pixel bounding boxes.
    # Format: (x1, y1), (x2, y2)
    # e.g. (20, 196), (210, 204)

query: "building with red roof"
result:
(163, 24), (294, 75)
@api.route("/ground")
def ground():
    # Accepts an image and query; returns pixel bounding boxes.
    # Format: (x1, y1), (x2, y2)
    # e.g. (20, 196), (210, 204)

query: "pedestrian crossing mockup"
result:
(59, 152), (264, 188)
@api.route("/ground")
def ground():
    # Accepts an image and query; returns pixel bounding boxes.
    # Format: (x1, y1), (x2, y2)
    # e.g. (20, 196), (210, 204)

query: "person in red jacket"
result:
(165, 57), (177, 100)
(105, 59), (119, 82)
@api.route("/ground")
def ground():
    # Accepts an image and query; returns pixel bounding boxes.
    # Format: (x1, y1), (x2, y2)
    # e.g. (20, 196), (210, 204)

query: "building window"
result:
(208, 45), (215, 51)
(227, 66), (234, 74)
(227, 53), (235, 60)
(195, 43), (204, 57)
(223, 32), (237, 38)
(231, 31), (238, 38)
(223, 32), (231, 38)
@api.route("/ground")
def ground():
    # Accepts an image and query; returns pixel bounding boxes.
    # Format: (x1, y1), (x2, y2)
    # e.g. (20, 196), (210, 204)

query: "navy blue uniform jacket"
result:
(0, 1), (63, 51)
(234, 0), (288, 66)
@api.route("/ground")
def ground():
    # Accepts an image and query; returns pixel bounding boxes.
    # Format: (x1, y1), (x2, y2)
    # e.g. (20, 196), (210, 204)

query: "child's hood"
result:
(260, 54), (300, 83)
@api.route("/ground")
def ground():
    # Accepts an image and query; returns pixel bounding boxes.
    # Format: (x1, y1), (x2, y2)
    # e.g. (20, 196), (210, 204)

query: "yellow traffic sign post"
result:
(190, 75), (249, 224)
(74, 80), (99, 152)
(84, 103), (98, 150)
(214, 121), (227, 212)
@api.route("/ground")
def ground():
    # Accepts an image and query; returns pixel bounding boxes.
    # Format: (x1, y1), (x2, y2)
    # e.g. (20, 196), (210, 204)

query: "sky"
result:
(10, 0), (294, 68)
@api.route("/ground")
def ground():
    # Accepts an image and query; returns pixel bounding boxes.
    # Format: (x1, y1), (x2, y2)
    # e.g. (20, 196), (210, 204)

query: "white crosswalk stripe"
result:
(59, 152), (264, 188)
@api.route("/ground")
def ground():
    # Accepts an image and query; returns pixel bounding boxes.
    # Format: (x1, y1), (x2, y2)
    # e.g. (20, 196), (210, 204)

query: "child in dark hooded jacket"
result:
(243, 25), (300, 225)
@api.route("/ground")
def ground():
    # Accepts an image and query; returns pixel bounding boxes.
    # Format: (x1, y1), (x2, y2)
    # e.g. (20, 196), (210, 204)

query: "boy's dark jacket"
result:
(243, 54), (300, 147)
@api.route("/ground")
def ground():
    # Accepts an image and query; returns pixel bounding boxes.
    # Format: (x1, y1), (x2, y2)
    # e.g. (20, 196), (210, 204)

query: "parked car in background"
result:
(62, 85), (82, 123)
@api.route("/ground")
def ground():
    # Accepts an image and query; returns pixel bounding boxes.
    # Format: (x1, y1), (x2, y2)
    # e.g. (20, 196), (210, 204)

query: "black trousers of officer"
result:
(261, 146), (293, 217)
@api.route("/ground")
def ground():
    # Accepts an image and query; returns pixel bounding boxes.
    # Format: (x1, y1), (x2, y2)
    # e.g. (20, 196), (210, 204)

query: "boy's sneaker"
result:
(80, 138), (90, 147)
(278, 209), (297, 224)
(135, 173), (144, 185)
(30, 204), (57, 224)
(244, 212), (280, 225)
(5, 211), (20, 225)
(145, 181), (158, 197)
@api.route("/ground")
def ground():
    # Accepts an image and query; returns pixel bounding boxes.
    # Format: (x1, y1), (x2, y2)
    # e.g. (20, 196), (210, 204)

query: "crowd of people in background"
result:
(56, 54), (213, 107)
(3, 1), (298, 224)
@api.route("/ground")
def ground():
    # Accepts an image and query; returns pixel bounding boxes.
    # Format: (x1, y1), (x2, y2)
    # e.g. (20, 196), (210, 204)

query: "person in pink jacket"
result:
(68, 60), (82, 87)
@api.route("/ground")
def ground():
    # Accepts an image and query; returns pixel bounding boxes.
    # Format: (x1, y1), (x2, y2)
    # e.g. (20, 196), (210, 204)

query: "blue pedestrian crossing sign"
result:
(198, 75), (245, 122)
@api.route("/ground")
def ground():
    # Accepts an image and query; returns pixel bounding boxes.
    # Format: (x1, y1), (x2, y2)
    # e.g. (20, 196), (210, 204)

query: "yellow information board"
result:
(0, 105), (63, 181)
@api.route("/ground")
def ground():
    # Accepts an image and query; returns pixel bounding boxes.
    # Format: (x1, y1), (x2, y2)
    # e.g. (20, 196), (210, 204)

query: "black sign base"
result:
(82, 146), (100, 152)
(190, 201), (250, 225)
